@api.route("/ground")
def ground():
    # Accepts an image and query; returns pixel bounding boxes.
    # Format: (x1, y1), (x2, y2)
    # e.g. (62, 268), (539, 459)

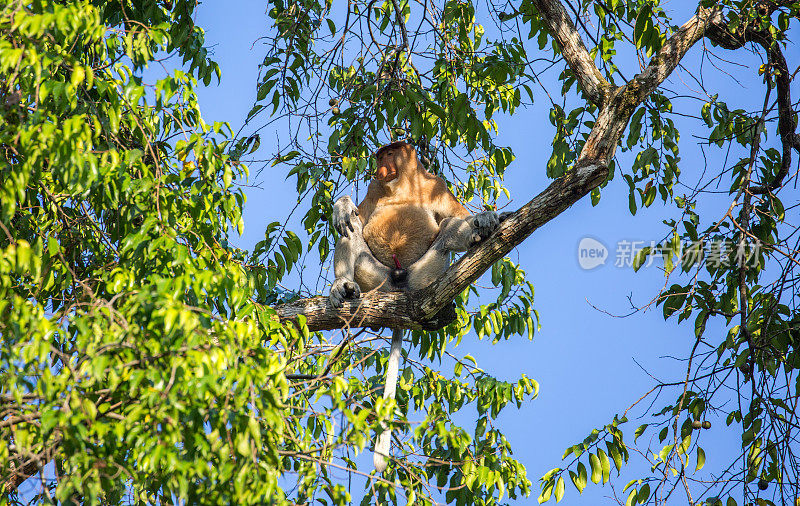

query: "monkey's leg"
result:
(331, 232), (391, 307)
(373, 327), (403, 473)
(404, 217), (474, 290)
(404, 212), (498, 290)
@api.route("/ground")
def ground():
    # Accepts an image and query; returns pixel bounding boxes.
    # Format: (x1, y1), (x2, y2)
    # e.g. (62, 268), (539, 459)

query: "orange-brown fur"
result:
(357, 142), (470, 268)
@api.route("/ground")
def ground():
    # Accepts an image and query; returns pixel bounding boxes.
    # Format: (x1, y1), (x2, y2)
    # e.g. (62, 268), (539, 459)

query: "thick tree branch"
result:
(632, 7), (723, 101)
(274, 289), (452, 332)
(530, 0), (611, 106)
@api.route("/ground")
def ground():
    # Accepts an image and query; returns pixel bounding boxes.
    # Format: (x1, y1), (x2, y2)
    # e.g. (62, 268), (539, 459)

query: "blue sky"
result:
(188, 1), (770, 503)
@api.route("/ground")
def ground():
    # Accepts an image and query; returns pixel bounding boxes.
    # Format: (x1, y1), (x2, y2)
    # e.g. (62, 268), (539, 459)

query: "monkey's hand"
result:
(469, 211), (500, 244)
(331, 195), (361, 236)
(329, 277), (361, 308)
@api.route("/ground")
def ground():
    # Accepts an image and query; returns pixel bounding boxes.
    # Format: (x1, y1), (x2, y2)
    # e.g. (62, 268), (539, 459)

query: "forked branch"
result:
(275, 1), (780, 333)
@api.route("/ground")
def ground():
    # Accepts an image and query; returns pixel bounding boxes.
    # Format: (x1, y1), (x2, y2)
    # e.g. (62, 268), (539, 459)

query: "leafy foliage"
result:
(0, 0), (294, 503)
(0, 1), (536, 504)
(2, 0), (800, 504)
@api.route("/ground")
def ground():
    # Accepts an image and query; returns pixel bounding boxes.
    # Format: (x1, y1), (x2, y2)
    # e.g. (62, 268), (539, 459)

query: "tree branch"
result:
(530, 0), (611, 107)
(752, 40), (799, 194)
(415, 162), (608, 318)
(705, 15), (800, 194)
(3, 442), (59, 497)
(577, 6), (725, 166)
(632, 7), (723, 101)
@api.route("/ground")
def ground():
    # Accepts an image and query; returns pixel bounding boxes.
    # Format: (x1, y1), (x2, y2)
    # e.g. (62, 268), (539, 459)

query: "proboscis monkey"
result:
(329, 141), (499, 473)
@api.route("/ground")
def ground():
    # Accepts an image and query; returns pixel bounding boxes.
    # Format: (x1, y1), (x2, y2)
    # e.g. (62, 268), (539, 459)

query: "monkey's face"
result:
(375, 149), (400, 183)
(374, 142), (418, 184)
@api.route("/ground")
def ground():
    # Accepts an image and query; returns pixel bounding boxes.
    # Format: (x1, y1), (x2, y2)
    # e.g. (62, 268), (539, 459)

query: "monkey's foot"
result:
(470, 211), (500, 244)
(329, 277), (361, 308)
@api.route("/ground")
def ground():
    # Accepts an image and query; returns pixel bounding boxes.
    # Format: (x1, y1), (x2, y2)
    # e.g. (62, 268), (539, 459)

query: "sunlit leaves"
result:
(569, 462), (587, 493)
(633, 5), (659, 56)
(696, 447), (706, 472)
(539, 416), (629, 502)
(0, 1), (279, 503)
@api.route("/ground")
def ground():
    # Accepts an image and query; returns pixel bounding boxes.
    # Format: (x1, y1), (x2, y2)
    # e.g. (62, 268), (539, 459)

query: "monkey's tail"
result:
(373, 327), (403, 473)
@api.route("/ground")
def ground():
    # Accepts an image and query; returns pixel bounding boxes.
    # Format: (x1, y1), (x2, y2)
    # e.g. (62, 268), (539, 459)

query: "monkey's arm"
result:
(428, 179), (471, 221)
(330, 196), (391, 307)
(330, 196), (364, 307)
(404, 212), (498, 291)
(428, 179), (500, 241)
(431, 178), (500, 239)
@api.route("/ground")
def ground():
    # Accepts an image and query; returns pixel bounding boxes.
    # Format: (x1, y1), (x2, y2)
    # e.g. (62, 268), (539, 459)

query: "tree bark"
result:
(705, 15), (800, 194)
(530, 0), (612, 107)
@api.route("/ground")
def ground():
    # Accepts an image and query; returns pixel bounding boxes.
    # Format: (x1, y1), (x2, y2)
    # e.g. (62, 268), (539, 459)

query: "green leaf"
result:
(632, 246), (651, 271)
(538, 481), (554, 504)
(597, 448), (611, 484)
(607, 441), (623, 473)
(637, 483), (651, 503)
(634, 5), (654, 50)
(571, 462), (587, 493)
(589, 453), (602, 484)
(625, 488), (637, 506)
(236, 434), (251, 457)
(695, 447), (706, 472)
(554, 476), (565, 503)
